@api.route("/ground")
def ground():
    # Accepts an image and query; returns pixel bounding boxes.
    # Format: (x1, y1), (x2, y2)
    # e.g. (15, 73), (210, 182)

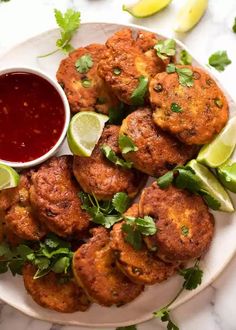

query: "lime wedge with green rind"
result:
(188, 159), (234, 212)
(197, 116), (236, 168)
(0, 164), (20, 190)
(122, 0), (172, 18)
(174, 0), (208, 33)
(217, 161), (236, 193)
(67, 112), (109, 157)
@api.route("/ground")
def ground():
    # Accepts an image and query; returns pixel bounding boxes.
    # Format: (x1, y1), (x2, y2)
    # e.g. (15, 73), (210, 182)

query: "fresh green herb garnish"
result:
(81, 78), (92, 88)
(154, 39), (176, 60)
(119, 135), (138, 154)
(79, 191), (130, 228)
(0, 0), (10, 2)
(208, 51), (232, 72)
(116, 326), (137, 330)
(113, 67), (122, 75)
(179, 50), (192, 65)
(100, 144), (133, 169)
(39, 9), (81, 58)
(181, 226), (189, 237)
(214, 98), (223, 108)
(171, 103), (183, 113)
(122, 215), (156, 250)
(233, 17), (236, 33)
(131, 76), (149, 106)
(154, 259), (203, 330)
(0, 234), (73, 279)
(156, 166), (220, 210)
(75, 54), (93, 73)
(108, 103), (127, 125)
(166, 64), (194, 87)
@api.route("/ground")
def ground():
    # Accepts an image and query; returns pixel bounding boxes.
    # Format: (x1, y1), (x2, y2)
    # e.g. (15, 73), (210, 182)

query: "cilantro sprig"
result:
(119, 135), (138, 154)
(179, 50), (192, 65)
(108, 103), (127, 125)
(39, 9), (81, 58)
(131, 76), (149, 106)
(100, 145), (133, 169)
(154, 259), (203, 330)
(79, 191), (131, 228)
(233, 17), (236, 33)
(156, 166), (221, 210)
(166, 64), (194, 87)
(208, 51), (231, 72)
(75, 54), (93, 73)
(0, 234), (73, 279)
(154, 39), (176, 60)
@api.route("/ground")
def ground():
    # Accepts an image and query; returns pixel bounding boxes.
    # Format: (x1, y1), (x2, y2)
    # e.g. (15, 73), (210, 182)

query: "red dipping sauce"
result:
(0, 71), (65, 163)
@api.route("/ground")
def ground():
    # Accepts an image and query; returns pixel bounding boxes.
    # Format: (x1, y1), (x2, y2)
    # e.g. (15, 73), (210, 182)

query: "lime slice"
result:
(217, 161), (236, 193)
(67, 112), (109, 157)
(197, 117), (236, 168)
(122, 0), (172, 18)
(174, 0), (208, 33)
(188, 159), (234, 212)
(0, 164), (20, 190)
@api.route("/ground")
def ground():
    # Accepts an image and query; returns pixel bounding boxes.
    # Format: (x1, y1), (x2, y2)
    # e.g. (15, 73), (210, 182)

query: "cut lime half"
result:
(67, 112), (109, 157)
(197, 116), (236, 168)
(217, 161), (236, 193)
(188, 160), (234, 212)
(123, 0), (172, 18)
(0, 164), (20, 190)
(174, 0), (208, 33)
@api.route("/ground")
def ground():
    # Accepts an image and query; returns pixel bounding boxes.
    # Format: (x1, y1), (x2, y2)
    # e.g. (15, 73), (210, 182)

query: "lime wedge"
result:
(122, 0), (172, 18)
(67, 112), (109, 157)
(0, 164), (20, 190)
(217, 161), (236, 193)
(197, 117), (236, 168)
(174, 0), (208, 33)
(188, 159), (234, 212)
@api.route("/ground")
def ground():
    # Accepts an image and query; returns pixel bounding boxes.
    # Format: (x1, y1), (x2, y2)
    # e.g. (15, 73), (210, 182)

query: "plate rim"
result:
(0, 20), (235, 327)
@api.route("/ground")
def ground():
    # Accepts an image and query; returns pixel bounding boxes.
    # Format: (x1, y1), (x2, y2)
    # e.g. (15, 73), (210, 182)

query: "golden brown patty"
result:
(23, 264), (90, 313)
(139, 182), (214, 261)
(56, 44), (118, 114)
(120, 108), (198, 176)
(111, 204), (179, 285)
(73, 125), (147, 200)
(97, 28), (167, 105)
(0, 172), (46, 241)
(150, 66), (229, 145)
(73, 227), (144, 306)
(30, 156), (90, 238)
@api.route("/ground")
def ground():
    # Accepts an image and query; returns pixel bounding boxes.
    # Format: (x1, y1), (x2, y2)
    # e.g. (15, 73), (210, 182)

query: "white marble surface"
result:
(0, 0), (236, 329)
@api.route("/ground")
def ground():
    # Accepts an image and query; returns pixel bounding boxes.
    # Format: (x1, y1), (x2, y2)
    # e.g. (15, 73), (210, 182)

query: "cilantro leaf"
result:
(128, 216), (157, 236)
(116, 326), (137, 330)
(39, 9), (81, 58)
(179, 50), (192, 65)
(154, 39), (176, 60)
(156, 171), (174, 189)
(208, 51), (231, 72)
(119, 135), (138, 154)
(154, 308), (179, 330)
(166, 64), (194, 87)
(181, 225), (189, 237)
(112, 192), (131, 213)
(233, 17), (236, 33)
(100, 145), (133, 169)
(108, 103), (127, 125)
(122, 223), (143, 250)
(174, 168), (202, 192)
(131, 76), (149, 106)
(171, 103), (183, 113)
(179, 260), (203, 290)
(75, 54), (93, 73)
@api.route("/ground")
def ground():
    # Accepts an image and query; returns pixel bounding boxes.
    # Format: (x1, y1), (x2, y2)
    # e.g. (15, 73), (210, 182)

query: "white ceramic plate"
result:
(0, 22), (236, 328)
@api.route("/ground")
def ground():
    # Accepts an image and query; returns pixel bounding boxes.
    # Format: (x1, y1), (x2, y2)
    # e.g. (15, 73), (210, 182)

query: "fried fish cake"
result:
(0, 172), (46, 241)
(150, 66), (229, 145)
(73, 227), (144, 306)
(97, 28), (167, 105)
(139, 182), (214, 261)
(56, 44), (118, 114)
(111, 204), (179, 285)
(30, 156), (90, 238)
(120, 108), (197, 177)
(23, 264), (90, 313)
(73, 125), (147, 200)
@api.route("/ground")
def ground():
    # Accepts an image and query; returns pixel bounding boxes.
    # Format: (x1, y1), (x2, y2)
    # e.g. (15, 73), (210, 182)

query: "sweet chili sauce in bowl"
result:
(0, 68), (70, 168)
